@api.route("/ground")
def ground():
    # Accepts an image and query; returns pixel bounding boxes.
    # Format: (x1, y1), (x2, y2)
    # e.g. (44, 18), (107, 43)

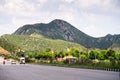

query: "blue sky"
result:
(0, 0), (120, 37)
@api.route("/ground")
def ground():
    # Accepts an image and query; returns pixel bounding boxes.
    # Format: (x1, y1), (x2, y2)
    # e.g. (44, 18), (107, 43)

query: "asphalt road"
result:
(0, 64), (119, 80)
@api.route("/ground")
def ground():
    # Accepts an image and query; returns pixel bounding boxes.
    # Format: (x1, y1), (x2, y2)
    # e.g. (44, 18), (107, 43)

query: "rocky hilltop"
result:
(14, 19), (120, 49)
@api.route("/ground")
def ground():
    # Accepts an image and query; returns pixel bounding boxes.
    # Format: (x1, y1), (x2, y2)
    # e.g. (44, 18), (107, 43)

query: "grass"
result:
(0, 34), (86, 52)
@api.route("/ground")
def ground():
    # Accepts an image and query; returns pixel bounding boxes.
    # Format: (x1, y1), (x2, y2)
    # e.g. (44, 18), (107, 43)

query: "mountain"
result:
(0, 34), (86, 52)
(13, 19), (120, 49)
(96, 34), (120, 49)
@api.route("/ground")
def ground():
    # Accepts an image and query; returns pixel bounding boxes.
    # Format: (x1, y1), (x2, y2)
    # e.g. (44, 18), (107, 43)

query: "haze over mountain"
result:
(14, 19), (120, 49)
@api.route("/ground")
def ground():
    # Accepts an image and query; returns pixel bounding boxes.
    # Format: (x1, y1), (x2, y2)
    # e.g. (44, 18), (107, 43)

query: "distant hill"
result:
(0, 34), (86, 52)
(96, 34), (120, 49)
(13, 19), (120, 49)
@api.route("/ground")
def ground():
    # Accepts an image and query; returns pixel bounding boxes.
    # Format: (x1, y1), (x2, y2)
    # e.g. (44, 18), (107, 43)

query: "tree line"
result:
(15, 48), (120, 64)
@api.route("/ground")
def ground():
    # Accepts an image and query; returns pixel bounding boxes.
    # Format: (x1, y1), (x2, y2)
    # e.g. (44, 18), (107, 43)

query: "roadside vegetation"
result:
(11, 47), (120, 69)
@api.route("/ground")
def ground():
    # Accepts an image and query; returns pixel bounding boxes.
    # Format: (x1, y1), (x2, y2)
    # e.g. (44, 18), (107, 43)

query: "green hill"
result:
(0, 35), (17, 53)
(0, 34), (86, 52)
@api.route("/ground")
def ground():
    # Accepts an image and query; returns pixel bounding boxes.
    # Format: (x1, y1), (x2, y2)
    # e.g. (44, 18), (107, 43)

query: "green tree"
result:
(46, 48), (51, 52)
(99, 50), (107, 60)
(25, 51), (37, 58)
(89, 50), (99, 59)
(115, 52), (120, 60)
(80, 54), (87, 63)
(54, 52), (59, 58)
(35, 52), (43, 60)
(106, 49), (116, 59)
(71, 48), (80, 58)
(98, 53), (105, 60)
(66, 48), (80, 58)
(58, 51), (64, 58)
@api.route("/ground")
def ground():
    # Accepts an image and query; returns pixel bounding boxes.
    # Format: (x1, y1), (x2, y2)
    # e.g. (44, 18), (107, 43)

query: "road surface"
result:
(0, 64), (119, 80)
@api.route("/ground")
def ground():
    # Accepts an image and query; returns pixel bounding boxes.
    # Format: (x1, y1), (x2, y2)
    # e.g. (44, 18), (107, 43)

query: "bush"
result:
(104, 60), (111, 66)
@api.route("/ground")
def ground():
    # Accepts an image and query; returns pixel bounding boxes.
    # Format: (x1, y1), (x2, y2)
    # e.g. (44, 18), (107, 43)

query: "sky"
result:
(0, 0), (120, 37)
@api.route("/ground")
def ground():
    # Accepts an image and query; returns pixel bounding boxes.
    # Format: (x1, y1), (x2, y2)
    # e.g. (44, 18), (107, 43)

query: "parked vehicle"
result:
(20, 57), (25, 64)
(11, 60), (16, 64)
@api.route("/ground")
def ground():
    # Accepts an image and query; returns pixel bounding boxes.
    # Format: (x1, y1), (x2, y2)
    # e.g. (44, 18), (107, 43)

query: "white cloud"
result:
(1, 0), (35, 16)
(100, 0), (119, 14)
(37, 0), (47, 4)
(0, 24), (14, 35)
(73, 0), (120, 14)
(64, 0), (74, 3)
(0, 0), (120, 37)
(81, 25), (106, 37)
(81, 11), (112, 24)
(75, 0), (101, 8)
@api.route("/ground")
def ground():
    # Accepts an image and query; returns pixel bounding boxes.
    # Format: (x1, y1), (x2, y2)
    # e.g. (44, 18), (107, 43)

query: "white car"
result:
(11, 60), (16, 64)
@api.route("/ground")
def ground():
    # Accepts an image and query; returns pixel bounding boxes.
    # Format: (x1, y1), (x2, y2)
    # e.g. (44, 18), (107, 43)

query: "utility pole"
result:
(51, 50), (54, 63)
(78, 52), (80, 63)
